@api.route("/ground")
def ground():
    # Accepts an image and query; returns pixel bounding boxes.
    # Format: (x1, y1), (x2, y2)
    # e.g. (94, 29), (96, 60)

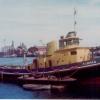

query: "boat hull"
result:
(0, 58), (100, 88)
(0, 67), (31, 83)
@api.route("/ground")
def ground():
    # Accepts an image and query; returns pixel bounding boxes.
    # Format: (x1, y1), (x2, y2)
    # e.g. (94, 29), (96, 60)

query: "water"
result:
(0, 57), (34, 66)
(0, 57), (100, 99)
(0, 83), (33, 99)
(0, 83), (100, 99)
(0, 83), (54, 99)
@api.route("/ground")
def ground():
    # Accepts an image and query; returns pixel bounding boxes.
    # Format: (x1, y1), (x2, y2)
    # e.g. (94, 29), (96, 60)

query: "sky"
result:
(0, 0), (100, 49)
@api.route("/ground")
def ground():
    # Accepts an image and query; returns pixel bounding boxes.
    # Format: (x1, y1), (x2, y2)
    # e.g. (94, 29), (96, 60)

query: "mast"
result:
(11, 40), (14, 55)
(23, 51), (27, 68)
(74, 8), (77, 32)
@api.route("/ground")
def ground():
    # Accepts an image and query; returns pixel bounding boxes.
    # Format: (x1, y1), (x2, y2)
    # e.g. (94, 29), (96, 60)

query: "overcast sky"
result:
(0, 0), (100, 48)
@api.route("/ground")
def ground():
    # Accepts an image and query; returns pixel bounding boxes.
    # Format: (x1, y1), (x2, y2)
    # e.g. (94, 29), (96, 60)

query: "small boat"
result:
(23, 84), (65, 91)
(18, 75), (76, 85)
(23, 84), (51, 91)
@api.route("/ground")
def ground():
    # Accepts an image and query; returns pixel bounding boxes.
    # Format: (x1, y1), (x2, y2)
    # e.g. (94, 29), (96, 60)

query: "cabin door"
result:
(49, 60), (52, 67)
(33, 59), (38, 69)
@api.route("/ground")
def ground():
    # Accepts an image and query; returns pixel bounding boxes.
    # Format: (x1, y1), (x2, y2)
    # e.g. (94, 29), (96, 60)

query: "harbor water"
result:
(0, 57), (100, 99)
(0, 57), (34, 66)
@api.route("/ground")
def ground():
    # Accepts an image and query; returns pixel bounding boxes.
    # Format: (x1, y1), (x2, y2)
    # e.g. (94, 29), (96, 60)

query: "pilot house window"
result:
(71, 51), (77, 55)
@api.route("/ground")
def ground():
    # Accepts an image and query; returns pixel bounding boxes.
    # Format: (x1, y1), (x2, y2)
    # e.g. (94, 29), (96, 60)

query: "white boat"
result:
(23, 84), (51, 90)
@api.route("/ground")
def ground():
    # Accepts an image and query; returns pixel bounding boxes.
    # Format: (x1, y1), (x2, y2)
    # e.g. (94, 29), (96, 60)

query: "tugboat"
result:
(28, 31), (100, 88)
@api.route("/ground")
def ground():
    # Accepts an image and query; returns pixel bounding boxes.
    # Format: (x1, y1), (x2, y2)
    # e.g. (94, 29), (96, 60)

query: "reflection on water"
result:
(0, 83), (52, 99)
(0, 83), (33, 99)
(0, 82), (100, 99)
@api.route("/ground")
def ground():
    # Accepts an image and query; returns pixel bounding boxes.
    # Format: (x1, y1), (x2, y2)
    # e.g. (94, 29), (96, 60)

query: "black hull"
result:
(0, 58), (100, 88)
(17, 63), (100, 89)
(0, 72), (31, 83)
(0, 67), (32, 83)
(0, 73), (21, 83)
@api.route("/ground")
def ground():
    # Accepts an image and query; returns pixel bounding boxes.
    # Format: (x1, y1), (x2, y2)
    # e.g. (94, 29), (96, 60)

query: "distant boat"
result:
(10, 54), (17, 57)
(3, 54), (17, 58)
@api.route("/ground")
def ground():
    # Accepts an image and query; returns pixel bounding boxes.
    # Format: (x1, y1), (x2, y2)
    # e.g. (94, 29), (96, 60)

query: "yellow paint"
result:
(46, 41), (57, 55)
